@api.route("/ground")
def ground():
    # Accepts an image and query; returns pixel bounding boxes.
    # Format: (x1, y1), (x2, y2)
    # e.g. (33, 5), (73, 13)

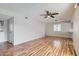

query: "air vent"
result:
(25, 17), (28, 19)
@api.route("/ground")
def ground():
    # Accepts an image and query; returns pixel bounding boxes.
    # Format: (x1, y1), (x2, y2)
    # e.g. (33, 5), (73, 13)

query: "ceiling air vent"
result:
(25, 17), (28, 19)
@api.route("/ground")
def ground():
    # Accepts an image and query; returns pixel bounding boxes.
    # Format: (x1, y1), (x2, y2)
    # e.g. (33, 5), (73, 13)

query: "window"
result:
(54, 24), (61, 31)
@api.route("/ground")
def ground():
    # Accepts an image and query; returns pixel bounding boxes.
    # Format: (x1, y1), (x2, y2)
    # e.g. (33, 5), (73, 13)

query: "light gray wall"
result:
(0, 8), (45, 45)
(73, 6), (79, 55)
(14, 15), (45, 45)
(46, 22), (72, 38)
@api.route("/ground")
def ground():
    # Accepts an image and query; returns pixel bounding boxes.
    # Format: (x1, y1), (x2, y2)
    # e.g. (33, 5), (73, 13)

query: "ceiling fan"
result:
(40, 10), (59, 18)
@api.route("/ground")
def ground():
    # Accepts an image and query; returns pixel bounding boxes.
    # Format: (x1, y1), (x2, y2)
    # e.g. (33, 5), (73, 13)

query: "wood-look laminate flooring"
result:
(0, 36), (76, 56)
(0, 41), (13, 56)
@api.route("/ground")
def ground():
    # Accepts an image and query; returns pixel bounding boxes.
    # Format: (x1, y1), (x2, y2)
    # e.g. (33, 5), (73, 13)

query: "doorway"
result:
(6, 17), (14, 44)
(0, 17), (14, 45)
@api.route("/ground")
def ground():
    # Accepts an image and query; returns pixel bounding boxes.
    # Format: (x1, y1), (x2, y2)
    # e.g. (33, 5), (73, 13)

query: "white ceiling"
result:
(0, 3), (75, 22)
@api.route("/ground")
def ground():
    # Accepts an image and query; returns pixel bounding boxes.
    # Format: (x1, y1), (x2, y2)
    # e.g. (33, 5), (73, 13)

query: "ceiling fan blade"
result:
(51, 13), (59, 15)
(50, 15), (55, 18)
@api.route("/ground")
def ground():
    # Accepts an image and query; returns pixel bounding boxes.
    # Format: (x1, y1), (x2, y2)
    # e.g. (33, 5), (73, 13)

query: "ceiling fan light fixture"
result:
(41, 10), (59, 19)
(47, 16), (50, 17)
